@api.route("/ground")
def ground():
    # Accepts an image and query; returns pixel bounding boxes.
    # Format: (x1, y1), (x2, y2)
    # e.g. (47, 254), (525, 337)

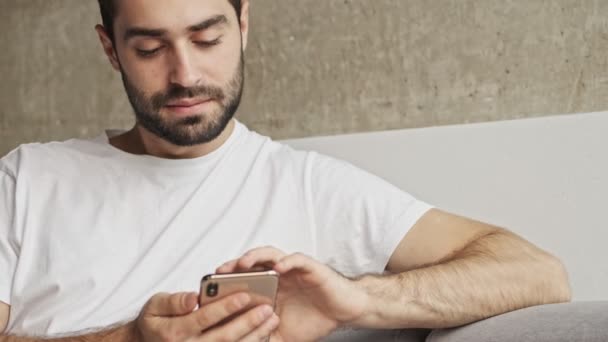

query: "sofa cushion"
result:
(427, 301), (608, 342)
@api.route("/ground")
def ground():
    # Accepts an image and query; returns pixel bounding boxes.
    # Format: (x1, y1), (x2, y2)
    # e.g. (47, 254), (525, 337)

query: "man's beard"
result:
(120, 54), (244, 147)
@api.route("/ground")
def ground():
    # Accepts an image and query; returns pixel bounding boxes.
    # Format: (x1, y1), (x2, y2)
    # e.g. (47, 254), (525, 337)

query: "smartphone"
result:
(199, 270), (280, 310)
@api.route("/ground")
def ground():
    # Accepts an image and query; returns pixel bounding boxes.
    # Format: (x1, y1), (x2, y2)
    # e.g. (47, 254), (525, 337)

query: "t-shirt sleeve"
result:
(307, 152), (433, 277)
(0, 167), (17, 304)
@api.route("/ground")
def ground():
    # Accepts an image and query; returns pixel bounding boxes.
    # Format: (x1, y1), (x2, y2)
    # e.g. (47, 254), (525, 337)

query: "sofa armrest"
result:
(427, 301), (608, 342)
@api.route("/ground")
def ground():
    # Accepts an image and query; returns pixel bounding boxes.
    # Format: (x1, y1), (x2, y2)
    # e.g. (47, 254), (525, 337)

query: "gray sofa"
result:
(285, 112), (608, 341)
(324, 302), (608, 341)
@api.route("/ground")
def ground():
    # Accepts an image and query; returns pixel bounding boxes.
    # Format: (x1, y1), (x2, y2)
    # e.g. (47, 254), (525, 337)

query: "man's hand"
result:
(136, 291), (279, 342)
(217, 247), (367, 342)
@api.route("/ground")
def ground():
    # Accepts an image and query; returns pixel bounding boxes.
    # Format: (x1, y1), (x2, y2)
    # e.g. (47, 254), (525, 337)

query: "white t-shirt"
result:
(0, 121), (432, 336)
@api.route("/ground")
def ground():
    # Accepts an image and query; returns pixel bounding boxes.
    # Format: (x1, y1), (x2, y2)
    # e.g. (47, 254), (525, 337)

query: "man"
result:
(0, 0), (571, 341)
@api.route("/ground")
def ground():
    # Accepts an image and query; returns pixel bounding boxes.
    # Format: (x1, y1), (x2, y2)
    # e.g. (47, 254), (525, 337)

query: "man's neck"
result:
(109, 119), (236, 159)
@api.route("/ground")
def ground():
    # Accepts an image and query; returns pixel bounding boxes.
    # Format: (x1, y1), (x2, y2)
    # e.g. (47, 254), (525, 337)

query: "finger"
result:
(217, 246), (285, 273)
(237, 246), (287, 270)
(274, 252), (318, 275)
(217, 261), (272, 275)
(218, 259), (269, 274)
(240, 313), (280, 342)
(216, 259), (239, 273)
(174, 292), (252, 336)
(201, 305), (275, 341)
(145, 292), (198, 317)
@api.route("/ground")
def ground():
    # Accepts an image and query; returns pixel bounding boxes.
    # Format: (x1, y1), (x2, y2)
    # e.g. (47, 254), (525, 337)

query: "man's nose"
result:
(169, 48), (202, 89)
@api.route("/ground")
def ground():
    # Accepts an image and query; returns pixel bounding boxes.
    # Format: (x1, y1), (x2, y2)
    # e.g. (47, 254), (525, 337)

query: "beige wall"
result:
(1, 0), (607, 156)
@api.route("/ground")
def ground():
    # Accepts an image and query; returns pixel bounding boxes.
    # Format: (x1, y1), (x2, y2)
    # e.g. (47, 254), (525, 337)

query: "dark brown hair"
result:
(97, 0), (243, 42)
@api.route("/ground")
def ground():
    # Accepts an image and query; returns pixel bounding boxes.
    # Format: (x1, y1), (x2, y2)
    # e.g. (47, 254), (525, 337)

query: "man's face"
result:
(110, 0), (245, 146)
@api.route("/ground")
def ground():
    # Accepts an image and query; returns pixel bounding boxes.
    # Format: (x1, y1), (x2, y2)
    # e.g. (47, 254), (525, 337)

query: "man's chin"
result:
(157, 119), (229, 146)
(174, 115), (204, 126)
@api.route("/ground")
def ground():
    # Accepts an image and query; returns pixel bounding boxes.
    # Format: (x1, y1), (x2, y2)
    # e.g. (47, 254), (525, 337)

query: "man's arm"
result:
(0, 326), (137, 342)
(354, 209), (572, 329)
(1, 302), (9, 334)
(219, 210), (571, 338)
(0, 292), (278, 341)
(0, 300), (138, 342)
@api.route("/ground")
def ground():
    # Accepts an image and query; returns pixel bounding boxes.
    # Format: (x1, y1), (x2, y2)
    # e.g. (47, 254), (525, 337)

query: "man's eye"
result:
(136, 47), (162, 57)
(194, 38), (222, 47)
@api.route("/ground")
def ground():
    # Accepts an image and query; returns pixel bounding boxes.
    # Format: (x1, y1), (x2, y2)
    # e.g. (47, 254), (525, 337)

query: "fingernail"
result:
(269, 314), (280, 328)
(184, 292), (197, 309)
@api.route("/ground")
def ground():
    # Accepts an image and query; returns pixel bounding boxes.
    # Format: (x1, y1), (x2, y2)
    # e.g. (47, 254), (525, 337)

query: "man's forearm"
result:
(353, 229), (571, 329)
(0, 321), (139, 342)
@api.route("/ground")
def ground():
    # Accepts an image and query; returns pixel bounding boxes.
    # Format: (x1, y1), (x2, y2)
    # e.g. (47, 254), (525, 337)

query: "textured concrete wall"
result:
(1, 0), (607, 156)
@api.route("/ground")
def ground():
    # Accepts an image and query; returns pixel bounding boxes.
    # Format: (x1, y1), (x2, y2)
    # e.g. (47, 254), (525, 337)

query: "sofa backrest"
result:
(283, 112), (608, 301)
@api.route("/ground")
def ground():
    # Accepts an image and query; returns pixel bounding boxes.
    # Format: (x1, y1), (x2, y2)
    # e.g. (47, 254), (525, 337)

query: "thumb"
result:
(145, 292), (199, 317)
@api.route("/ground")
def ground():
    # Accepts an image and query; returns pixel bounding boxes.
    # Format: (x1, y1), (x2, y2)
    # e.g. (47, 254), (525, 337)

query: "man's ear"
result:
(95, 24), (121, 71)
(239, 0), (250, 51)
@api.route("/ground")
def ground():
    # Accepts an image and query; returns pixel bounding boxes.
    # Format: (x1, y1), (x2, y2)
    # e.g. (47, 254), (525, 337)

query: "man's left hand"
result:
(216, 247), (368, 341)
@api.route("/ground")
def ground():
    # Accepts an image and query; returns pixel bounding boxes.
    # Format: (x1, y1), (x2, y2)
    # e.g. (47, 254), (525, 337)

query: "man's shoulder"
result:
(0, 137), (101, 176)
(240, 124), (311, 161)
(242, 126), (356, 175)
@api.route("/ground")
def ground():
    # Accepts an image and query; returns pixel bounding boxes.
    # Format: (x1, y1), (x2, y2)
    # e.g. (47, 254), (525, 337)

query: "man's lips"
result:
(164, 98), (214, 115)
(165, 98), (212, 108)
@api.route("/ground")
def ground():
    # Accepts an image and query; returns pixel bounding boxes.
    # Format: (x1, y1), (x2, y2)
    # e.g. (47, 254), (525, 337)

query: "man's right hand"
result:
(136, 292), (279, 342)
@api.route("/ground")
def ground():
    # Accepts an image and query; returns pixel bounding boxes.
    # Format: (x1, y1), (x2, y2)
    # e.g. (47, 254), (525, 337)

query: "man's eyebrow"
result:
(124, 27), (167, 42)
(188, 15), (229, 32)
(123, 15), (229, 42)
